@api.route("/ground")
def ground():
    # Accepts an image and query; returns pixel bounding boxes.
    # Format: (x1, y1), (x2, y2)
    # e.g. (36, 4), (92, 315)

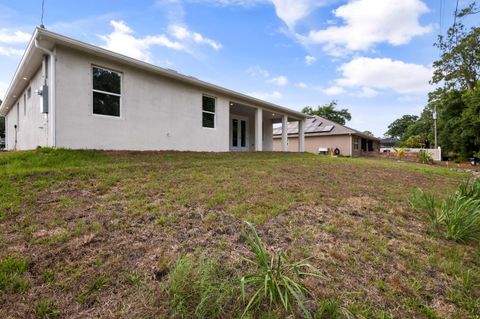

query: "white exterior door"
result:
(230, 115), (249, 151)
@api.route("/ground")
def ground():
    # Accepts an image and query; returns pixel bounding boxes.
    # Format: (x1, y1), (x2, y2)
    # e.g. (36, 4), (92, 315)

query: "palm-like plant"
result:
(240, 221), (323, 318)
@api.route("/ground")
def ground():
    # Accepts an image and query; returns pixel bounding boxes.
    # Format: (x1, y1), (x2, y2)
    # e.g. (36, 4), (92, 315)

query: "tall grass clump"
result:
(411, 178), (480, 243)
(168, 255), (238, 319)
(241, 221), (323, 318)
(409, 188), (443, 227)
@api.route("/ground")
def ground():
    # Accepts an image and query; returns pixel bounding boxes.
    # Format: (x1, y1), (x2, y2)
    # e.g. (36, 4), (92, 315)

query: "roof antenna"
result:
(39, 0), (45, 28)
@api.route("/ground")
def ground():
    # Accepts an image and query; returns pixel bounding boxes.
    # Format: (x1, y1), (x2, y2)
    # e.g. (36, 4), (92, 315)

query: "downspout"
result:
(34, 39), (56, 148)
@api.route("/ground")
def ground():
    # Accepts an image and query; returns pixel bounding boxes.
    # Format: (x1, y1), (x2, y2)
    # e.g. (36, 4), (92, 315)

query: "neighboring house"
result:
(0, 27), (307, 152)
(273, 115), (380, 156)
(380, 137), (400, 148)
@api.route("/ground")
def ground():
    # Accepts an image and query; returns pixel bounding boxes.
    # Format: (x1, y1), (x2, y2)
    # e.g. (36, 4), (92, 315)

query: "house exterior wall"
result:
(273, 134), (353, 155)
(54, 45), (231, 151)
(5, 67), (49, 150)
(262, 116), (273, 151)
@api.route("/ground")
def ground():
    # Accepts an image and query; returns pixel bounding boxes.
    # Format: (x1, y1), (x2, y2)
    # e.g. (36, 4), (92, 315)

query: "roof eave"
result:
(0, 28), (41, 117)
(20, 28), (307, 120)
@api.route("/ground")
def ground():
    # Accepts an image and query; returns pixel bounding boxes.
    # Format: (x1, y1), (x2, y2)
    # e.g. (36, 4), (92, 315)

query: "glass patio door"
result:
(231, 115), (249, 151)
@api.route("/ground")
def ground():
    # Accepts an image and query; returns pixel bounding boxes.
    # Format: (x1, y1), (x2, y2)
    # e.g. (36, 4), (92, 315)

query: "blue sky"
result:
(0, 0), (475, 136)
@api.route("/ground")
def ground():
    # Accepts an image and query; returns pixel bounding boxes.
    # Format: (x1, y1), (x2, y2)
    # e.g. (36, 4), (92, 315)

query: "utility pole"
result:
(433, 105), (438, 148)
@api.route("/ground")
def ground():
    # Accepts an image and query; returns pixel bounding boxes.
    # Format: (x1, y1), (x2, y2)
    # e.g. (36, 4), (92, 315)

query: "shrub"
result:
(402, 135), (424, 148)
(393, 148), (406, 159)
(412, 179), (480, 243)
(417, 150), (433, 164)
(240, 221), (323, 318)
(168, 255), (238, 319)
(441, 195), (480, 242)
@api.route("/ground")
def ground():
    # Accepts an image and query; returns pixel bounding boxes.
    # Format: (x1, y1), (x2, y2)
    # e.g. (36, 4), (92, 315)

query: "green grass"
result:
(34, 298), (60, 318)
(168, 255), (239, 319)
(0, 256), (29, 293)
(0, 149), (478, 318)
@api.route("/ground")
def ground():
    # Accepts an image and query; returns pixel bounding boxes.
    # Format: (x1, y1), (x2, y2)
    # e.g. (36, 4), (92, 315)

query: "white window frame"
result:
(353, 137), (359, 150)
(92, 65), (123, 118)
(202, 95), (216, 129)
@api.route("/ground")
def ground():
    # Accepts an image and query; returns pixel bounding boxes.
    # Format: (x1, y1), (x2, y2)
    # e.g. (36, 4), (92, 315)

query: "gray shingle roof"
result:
(273, 115), (379, 140)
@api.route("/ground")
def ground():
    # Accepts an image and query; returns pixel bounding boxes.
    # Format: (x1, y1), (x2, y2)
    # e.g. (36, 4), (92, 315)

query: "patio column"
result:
(298, 119), (305, 152)
(255, 108), (263, 151)
(282, 114), (288, 152)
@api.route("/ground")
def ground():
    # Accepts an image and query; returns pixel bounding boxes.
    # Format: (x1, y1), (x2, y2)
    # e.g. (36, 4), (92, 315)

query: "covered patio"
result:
(229, 101), (305, 152)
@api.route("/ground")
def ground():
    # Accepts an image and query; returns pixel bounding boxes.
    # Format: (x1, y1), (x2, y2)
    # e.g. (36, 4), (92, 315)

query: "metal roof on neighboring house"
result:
(0, 27), (307, 119)
(273, 115), (380, 140)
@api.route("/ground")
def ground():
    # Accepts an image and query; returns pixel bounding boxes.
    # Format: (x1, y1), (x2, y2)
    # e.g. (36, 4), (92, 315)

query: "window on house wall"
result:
(202, 95), (215, 128)
(23, 94), (26, 116)
(92, 66), (121, 117)
(27, 87), (31, 99)
(353, 137), (359, 150)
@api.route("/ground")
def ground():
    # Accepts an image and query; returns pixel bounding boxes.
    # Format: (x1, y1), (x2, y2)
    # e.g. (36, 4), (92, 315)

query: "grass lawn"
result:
(0, 149), (479, 318)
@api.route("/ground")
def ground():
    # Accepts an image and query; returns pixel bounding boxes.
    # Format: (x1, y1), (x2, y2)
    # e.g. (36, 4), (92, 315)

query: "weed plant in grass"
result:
(168, 255), (239, 319)
(241, 222), (323, 318)
(410, 178), (480, 242)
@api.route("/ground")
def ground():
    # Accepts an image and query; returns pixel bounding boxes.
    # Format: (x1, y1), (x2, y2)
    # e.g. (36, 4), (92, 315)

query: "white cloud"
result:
(296, 82), (308, 88)
(246, 65), (270, 78)
(0, 80), (8, 99)
(322, 86), (345, 96)
(356, 87), (378, 97)
(169, 25), (222, 50)
(189, 0), (266, 6)
(305, 55), (316, 65)
(248, 90), (283, 100)
(267, 75), (288, 86)
(301, 0), (432, 55)
(99, 20), (221, 62)
(271, 0), (330, 29)
(336, 57), (433, 94)
(0, 29), (30, 58)
(0, 46), (23, 58)
(0, 29), (30, 43)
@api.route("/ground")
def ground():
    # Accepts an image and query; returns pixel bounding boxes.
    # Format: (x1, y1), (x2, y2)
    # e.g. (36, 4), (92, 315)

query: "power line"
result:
(453, 0), (460, 43)
(40, 0), (45, 27)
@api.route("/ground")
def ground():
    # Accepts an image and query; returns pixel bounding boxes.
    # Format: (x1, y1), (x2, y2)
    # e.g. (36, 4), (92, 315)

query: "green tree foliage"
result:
(386, 4), (480, 159)
(432, 25), (480, 90)
(363, 130), (374, 136)
(301, 101), (351, 125)
(385, 115), (418, 139)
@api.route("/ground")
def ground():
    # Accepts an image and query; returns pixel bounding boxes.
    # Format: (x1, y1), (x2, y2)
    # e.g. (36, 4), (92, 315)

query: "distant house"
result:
(380, 137), (400, 148)
(273, 115), (380, 156)
(0, 27), (307, 152)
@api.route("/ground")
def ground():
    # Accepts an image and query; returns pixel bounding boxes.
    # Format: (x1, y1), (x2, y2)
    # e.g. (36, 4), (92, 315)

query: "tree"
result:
(363, 130), (374, 136)
(301, 101), (352, 125)
(385, 115), (418, 139)
(431, 23), (480, 90)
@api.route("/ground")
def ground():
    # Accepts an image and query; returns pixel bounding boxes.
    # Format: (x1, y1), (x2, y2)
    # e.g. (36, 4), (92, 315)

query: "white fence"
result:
(380, 147), (442, 161)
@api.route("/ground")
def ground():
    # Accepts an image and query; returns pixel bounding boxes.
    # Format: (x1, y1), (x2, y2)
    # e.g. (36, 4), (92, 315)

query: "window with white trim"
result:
(202, 95), (215, 128)
(353, 137), (359, 150)
(92, 66), (121, 117)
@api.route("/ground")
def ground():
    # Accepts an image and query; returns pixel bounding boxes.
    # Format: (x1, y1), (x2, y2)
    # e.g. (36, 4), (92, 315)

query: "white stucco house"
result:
(0, 27), (307, 152)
